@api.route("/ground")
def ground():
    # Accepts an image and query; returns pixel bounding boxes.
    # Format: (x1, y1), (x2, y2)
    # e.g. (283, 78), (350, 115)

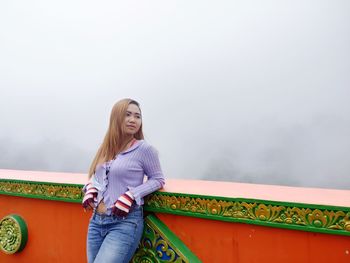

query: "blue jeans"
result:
(87, 206), (144, 263)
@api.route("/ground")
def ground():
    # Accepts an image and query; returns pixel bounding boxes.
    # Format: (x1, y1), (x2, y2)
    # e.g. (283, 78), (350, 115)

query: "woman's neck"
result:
(120, 136), (136, 152)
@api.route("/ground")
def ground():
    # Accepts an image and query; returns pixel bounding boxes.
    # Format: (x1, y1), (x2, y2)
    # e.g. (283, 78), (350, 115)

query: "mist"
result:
(1, 0), (349, 189)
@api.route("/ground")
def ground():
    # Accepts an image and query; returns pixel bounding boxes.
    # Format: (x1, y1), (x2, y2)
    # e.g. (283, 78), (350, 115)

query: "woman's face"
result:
(123, 103), (142, 136)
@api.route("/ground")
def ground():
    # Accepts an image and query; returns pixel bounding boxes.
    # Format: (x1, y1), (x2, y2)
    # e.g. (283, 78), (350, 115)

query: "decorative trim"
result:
(1, 179), (349, 236)
(144, 192), (350, 237)
(132, 214), (201, 263)
(0, 214), (28, 254)
(0, 179), (83, 203)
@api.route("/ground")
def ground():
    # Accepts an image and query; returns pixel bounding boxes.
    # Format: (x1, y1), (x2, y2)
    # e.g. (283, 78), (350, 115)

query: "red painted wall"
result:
(0, 195), (90, 263)
(1, 194), (349, 263)
(156, 213), (350, 263)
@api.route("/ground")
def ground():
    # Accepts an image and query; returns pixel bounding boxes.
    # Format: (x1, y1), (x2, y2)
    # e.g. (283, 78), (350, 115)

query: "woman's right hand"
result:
(82, 183), (98, 211)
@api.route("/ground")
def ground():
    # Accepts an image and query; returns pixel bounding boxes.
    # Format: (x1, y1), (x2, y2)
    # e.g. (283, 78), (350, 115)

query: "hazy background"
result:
(1, 1), (349, 189)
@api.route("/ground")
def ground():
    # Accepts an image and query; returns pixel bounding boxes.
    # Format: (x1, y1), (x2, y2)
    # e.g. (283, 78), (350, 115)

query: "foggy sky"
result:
(1, 1), (350, 189)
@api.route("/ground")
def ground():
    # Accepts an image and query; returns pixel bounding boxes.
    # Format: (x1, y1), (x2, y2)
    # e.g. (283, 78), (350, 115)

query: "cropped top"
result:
(84, 140), (165, 215)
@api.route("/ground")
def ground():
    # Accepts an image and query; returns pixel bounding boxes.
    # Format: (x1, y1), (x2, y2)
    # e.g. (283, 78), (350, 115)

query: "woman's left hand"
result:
(112, 191), (135, 217)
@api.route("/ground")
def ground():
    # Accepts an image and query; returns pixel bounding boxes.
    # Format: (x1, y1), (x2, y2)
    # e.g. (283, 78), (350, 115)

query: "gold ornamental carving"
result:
(145, 194), (350, 235)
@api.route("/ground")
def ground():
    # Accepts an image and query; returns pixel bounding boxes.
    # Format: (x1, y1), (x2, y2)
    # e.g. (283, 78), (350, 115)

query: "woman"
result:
(82, 98), (165, 263)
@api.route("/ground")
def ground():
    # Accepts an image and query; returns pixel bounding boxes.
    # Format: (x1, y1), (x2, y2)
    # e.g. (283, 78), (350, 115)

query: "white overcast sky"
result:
(0, 0), (349, 189)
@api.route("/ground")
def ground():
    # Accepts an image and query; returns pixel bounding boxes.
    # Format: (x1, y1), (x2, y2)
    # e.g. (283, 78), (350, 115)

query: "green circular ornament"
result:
(0, 214), (28, 254)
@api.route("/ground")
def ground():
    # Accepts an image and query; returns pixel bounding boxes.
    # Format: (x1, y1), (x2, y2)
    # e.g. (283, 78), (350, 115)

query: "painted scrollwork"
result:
(0, 181), (83, 201)
(132, 217), (187, 263)
(145, 193), (350, 236)
(0, 215), (28, 254)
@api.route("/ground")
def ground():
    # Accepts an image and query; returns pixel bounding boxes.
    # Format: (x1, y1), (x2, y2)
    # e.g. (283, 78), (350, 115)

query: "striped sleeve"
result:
(128, 144), (165, 205)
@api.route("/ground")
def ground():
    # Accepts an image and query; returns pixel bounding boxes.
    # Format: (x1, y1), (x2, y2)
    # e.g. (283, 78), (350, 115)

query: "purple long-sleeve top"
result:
(86, 140), (165, 215)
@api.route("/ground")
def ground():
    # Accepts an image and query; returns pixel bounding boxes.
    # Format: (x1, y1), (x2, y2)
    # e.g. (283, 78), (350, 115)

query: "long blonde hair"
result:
(88, 98), (144, 178)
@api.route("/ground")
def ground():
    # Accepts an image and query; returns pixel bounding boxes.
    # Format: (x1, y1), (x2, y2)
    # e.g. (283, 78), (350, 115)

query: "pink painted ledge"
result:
(0, 169), (349, 208)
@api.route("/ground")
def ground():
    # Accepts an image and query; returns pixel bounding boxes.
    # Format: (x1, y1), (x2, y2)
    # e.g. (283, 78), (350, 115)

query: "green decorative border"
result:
(0, 179), (349, 236)
(0, 214), (28, 254)
(0, 179), (83, 203)
(132, 214), (201, 263)
(144, 192), (350, 237)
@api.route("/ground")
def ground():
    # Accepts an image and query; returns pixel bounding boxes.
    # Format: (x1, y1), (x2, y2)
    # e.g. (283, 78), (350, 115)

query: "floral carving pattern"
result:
(0, 180), (83, 202)
(145, 193), (350, 236)
(0, 215), (28, 254)
(131, 216), (193, 263)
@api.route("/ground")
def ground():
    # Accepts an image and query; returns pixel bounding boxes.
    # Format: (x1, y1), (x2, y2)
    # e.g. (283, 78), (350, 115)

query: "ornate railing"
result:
(1, 172), (350, 262)
(0, 179), (349, 237)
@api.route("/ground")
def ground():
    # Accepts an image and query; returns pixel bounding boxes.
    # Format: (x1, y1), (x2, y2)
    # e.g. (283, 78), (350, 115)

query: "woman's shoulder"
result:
(137, 139), (152, 149)
(137, 140), (158, 153)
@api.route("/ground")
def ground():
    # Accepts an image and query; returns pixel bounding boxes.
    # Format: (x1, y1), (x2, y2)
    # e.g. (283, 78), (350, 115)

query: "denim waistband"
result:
(92, 212), (113, 220)
(93, 205), (143, 219)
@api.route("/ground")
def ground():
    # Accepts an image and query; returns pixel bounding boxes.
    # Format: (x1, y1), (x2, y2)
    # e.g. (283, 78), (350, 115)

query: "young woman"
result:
(82, 98), (165, 263)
